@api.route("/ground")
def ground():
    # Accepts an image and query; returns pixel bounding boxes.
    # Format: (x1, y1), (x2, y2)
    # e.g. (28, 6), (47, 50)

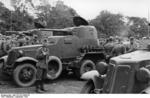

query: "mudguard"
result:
(0, 55), (8, 63)
(15, 57), (38, 63)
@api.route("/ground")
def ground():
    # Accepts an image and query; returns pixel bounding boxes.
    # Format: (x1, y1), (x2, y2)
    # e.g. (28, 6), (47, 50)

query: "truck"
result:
(0, 17), (105, 87)
(81, 45), (150, 93)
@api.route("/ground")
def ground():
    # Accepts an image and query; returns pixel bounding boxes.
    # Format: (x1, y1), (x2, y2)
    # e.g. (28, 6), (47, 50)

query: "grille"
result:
(103, 63), (115, 93)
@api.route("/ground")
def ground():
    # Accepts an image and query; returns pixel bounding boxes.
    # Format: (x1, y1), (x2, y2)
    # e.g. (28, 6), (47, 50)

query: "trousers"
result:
(36, 67), (47, 90)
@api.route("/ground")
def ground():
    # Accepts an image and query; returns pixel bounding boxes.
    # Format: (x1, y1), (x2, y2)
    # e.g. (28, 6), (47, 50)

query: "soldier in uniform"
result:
(35, 39), (49, 93)
(32, 35), (40, 45)
(111, 38), (126, 57)
(103, 37), (116, 63)
(104, 38), (115, 55)
(127, 37), (138, 53)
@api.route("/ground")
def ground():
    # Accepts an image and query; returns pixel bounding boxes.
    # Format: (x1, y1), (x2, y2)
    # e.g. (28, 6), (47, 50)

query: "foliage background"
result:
(0, 0), (149, 38)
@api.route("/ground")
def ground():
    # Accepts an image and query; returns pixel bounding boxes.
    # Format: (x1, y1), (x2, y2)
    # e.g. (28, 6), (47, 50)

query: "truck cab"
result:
(81, 49), (150, 93)
(104, 50), (150, 93)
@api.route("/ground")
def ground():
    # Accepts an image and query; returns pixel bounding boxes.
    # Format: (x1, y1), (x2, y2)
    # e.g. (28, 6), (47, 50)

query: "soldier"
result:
(111, 38), (126, 57)
(127, 37), (138, 53)
(32, 35), (40, 45)
(24, 37), (30, 46)
(104, 37), (116, 63)
(104, 37), (115, 56)
(35, 39), (49, 93)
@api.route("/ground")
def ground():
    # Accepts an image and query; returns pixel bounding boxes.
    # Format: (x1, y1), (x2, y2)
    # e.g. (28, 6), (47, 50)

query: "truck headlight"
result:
(136, 67), (150, 83)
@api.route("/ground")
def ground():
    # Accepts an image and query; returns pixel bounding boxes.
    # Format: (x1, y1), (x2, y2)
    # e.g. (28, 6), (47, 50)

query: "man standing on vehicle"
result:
(35, 39), (49, 93)
(127, 37), (139, 53)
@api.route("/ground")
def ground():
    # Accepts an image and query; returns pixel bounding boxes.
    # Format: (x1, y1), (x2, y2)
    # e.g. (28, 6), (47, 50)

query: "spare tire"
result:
(47, 56), (62, 80)
(75, 60), (96, 79)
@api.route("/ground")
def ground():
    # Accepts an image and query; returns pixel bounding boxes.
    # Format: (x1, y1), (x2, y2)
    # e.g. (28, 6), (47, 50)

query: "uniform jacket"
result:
(104, 42), (115, 56)
(111, 43), (126, 56)
(36, 47), (49, 69)
(127, 42), (138, 52)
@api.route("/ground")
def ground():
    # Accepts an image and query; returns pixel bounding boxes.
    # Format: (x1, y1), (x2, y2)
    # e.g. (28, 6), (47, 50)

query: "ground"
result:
(0, 71), (86, 94)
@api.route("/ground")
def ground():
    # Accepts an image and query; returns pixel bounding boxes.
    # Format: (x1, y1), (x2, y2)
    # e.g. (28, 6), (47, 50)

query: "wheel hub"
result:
(20, 67), (34, 82)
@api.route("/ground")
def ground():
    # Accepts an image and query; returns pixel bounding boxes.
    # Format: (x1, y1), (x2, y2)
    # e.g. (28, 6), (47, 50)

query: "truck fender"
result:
(15, 57), (38, 64)
(0, 55), (8, 64)
(0, 55), (8, 68)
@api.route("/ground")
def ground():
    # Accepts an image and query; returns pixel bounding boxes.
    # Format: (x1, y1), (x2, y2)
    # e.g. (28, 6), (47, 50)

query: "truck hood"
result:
(111, 50), (150, 63)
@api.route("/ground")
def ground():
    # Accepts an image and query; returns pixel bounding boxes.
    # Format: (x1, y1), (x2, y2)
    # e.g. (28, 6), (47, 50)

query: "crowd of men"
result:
(101, 36), (139, 58)
(0, 31), (142, 59)
(0, 33), (40, 57)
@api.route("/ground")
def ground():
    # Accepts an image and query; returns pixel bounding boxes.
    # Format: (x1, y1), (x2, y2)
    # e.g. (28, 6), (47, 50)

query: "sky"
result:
(0, 0), (150, 20)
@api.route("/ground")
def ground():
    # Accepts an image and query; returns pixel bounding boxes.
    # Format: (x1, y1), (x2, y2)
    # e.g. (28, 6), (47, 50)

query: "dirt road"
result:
(0, 72), (86, 94)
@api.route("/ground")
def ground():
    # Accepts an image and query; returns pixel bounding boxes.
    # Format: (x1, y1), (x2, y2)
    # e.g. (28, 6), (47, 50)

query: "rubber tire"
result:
(81, 80), (95, 94)
(13, 63), (37, 87)
(47, 56), (63, 80)
(75, 60), (96, 79)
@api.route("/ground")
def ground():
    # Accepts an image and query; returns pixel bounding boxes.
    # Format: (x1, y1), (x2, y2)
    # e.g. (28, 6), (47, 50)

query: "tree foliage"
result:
(128, 17), (149, 37)
(90, 10), (125, 37)
(0, 0), (149, 38)
(35, 1), (78, 29)
(0, 1), (34, 33)
(90, 10), (149, 38)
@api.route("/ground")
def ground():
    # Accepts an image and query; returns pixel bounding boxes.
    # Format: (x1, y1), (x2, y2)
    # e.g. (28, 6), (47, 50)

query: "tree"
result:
(10, 9), (34, 31)
(35, 0), (78, 29)
(128, 17), (149, 37)
(90, 10), (125, 38)
(0, 2), (12, 32)
(0, 1), (35, 32)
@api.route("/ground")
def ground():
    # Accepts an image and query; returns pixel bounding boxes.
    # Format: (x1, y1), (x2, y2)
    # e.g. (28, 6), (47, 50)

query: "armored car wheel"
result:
(75, 60), (96, 79)
(47, 56), (63, 80)
(13, 63), (36, 87)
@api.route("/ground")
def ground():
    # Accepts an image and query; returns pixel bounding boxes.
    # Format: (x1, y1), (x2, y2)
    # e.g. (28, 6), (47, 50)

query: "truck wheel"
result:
(81, 80), (95, 93)
(47, 56), (62, 80)
(75, 60), (96, 79)
(13, 63), (36, 87)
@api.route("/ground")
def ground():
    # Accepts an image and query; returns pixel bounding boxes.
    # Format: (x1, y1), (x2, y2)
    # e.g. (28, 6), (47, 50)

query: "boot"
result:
(36, 88), (44, 93)
(36, 81), (44, 93)
(40, 81), (48, 91)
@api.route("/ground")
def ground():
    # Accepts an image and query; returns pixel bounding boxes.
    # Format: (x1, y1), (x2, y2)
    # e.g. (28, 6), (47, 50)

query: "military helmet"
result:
(96, 61), (108, 75)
